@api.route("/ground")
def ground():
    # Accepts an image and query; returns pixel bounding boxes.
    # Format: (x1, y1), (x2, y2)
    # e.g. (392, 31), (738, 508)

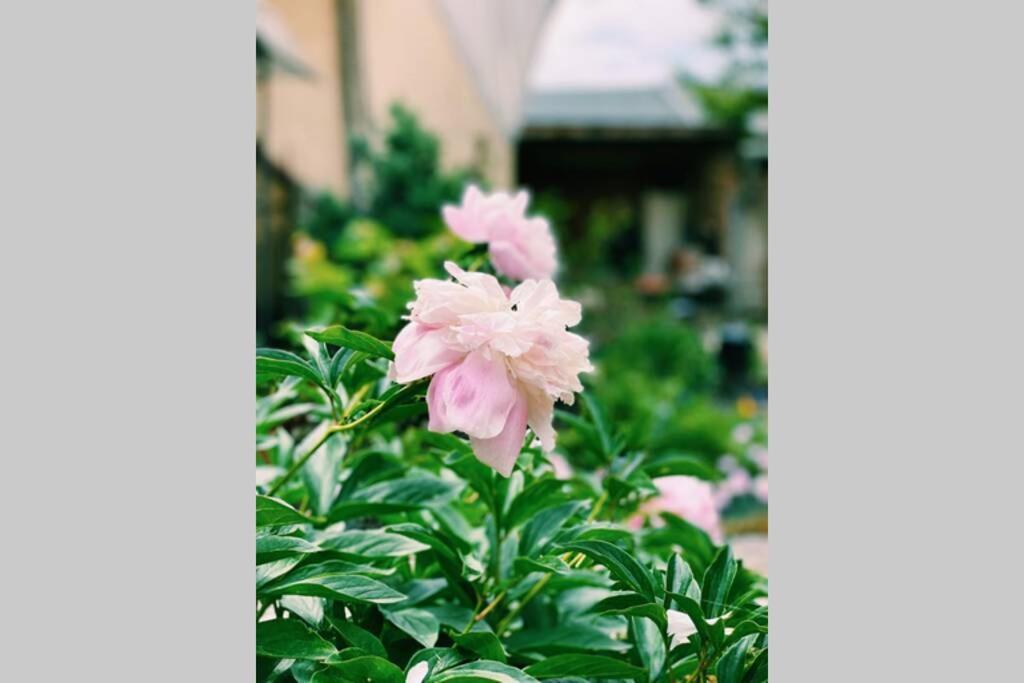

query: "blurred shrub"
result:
(284, 104), (481, 337)
(351, 103), (479, 238)
(288, 220), (469, 338)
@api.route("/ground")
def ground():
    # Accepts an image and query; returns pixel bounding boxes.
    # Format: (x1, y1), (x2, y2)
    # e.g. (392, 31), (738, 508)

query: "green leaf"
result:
(505, 621), (631, 655)
(664, 553), (701, 608)
(743, 646), (769, 682)
(306, 325), (394, 360)
(256, 619), (336, 661)
(702, 545), (738, 619)
(256, 534), (320, 564)
(423, 604), (475, 631)
(383, 607), (439, 648)
(643, 453), (722, 481)
(384, 523), (460, 562)
(590, 593), (668, 632)
(289, 660), (320, 683)
(303, 434), (345, 516)
(646, 513), (717, 573)
(329, 476), (458, 522)
(393, 578), (448, 607)
(320, 529), (430, 559)
(281, 595), (324, 627)
(580, 393), (614, 457)
(431, 660), (540, 683)
(519, 501), (583, 557)
(422, 430), (474, 457)
(665, 594), (715, 645)
(451, 627), (508, 663)
(505, 478), (567, 529)
(513, 556), (570, 576)
(716, 634), (760, 683)
(631, 616), (666, 682)
(328, 348), (353, 387)
(310, 656), (404, 683)
(560, 540), (658, 601)
(257, 556), (303, 590)
(257, 348), (326, 387)
(262, 561), (406, 604)
(407, 647), (465, 676)
(524, 654), (645, 680)
(257, 495), (314, 528)
(326, 617), (387, 658)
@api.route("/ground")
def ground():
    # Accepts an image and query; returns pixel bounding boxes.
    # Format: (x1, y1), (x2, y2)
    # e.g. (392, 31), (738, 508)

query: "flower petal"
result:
(667, 609), (699, 644)
(470, 391), (528, 477)
(525, 387), (557, 452)
(391, 322), (464, 383)
(426, 371), (453, 433)
(406, 661), (430, 683)
(432, 349), (517, 439)
(488, 216), (557, 281)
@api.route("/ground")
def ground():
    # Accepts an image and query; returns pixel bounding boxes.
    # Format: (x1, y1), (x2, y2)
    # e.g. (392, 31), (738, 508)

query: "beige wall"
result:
(358, 0), (513, 187)
(259, 0), (516, 195)
(260, 0), (349, 196)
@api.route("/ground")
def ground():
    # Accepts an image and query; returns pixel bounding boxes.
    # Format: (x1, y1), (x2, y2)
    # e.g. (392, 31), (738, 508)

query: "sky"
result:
(529, 0), (728, 90)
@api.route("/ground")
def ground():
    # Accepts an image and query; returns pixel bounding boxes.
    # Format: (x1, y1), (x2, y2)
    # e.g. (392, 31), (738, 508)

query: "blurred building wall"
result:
(260, 0), (350, 196)
(258, 0), (552, 196)
(359, 0), (510, 186)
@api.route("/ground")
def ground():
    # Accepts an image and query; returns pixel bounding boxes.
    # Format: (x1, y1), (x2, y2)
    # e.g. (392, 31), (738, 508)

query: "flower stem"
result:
(470, 590), (505, 630)
(496, 490), (610, 635)
(266, 395), (390, 497)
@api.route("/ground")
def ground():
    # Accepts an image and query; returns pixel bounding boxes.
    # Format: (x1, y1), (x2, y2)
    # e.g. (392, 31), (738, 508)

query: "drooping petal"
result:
(430, 349), (517, 439)
(426, 371), (453, 433)
(391, 322), (464, 383)
(524, 386), (556, 452)
(469, 391), (528, 477)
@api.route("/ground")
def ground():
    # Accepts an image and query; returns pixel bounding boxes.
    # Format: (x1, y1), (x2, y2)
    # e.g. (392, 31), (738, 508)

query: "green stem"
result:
(266, 396), (390, 497)
(497, 490), (610, 634)
(466, 253), (488, 272)
(468, 590), (505, 632)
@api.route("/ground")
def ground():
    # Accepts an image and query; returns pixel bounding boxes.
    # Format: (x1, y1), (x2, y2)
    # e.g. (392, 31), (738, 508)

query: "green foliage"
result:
(353, 104), (478, 238)
(281, 104), (483, 338)
(687, 0), (768, 131)
(258, 131), (767, 680)
(255, 323), (767, 683)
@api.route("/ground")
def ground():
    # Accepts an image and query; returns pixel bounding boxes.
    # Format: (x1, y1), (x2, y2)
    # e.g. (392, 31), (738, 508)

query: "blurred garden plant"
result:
(256, 188), (768, 682)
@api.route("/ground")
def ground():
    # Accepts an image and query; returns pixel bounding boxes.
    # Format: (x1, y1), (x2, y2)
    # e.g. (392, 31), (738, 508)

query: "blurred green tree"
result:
(685, 0), (768, 130)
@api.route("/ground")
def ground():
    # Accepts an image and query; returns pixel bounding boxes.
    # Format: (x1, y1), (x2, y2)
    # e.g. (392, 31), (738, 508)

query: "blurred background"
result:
(257, 0), (767, 569)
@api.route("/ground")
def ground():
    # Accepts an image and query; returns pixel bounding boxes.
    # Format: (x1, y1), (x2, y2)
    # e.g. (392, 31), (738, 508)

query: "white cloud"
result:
(530, 0), (729, 89)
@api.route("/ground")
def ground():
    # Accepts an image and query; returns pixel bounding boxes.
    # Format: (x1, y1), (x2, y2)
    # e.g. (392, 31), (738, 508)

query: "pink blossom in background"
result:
(714, 468), (752, 510)
(753, 474), (768, 503)
(390, 261), (592, 476)
(442, 185), (558, 281)
(635, 475), (723, 542)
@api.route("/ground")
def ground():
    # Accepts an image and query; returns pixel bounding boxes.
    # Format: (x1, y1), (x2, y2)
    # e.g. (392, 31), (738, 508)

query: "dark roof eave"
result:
(518, 125), (737, 142)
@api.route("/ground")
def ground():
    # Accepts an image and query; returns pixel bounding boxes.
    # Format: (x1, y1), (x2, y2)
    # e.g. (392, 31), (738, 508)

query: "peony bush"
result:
(256, 187), (768, 683)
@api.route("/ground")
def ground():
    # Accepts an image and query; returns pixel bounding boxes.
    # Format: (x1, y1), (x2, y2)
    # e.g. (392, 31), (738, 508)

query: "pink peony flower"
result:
(390, 261), (592, 476)
(442, 185), (558, 281)
(635, 475), (723, 543)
